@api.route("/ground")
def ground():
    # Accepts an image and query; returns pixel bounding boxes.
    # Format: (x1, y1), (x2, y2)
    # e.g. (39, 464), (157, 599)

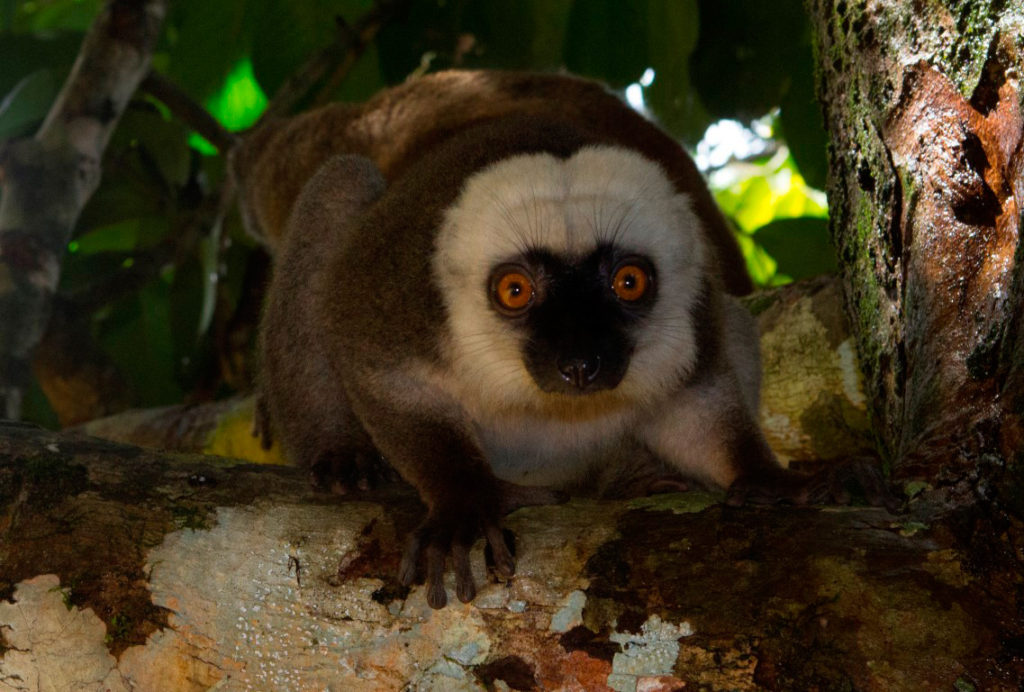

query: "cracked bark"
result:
(1, 422), (1022, 689)
(807, 0), (1024, 493)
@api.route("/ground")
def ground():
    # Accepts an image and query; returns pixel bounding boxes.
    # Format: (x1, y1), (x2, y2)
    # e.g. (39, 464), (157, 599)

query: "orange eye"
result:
(612, 263), (650, 302)
(493, 270), (535, 312)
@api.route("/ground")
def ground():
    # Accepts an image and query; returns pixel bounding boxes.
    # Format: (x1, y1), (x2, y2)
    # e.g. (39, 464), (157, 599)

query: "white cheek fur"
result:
(432, 145), (708, 422)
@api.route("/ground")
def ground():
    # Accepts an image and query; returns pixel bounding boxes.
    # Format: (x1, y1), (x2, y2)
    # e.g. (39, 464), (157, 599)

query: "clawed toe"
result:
(398, 513), (517, 609)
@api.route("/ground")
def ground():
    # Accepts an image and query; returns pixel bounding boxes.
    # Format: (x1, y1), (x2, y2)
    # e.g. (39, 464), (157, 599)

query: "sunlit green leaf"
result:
(734, 233), (777, 286)
(186, 58), (268, 154)
(709, 147), (829, 285)
(733, 177), (773, 231)
(206, 58), (268, 131)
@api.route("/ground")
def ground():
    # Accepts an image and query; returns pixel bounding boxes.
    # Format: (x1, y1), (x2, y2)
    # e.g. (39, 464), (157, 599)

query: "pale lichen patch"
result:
(117, 501), (509, 690)
(606, 615), (692, 692)
(758, 291), (871, 463)
(0, 574), (130, 692)
(549, 590), (587, 633)
(502, 500), (622, 609)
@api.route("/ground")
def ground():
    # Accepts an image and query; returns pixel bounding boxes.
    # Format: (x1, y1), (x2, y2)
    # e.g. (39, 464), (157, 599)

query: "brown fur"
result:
(234, 70), (754, 296)
(253, 72), (829, 609)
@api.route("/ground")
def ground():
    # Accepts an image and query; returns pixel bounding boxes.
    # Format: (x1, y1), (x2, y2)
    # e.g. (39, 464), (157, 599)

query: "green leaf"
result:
(19, 0), (101, 33)
(457, 0), (569, 70)
(249, 0), (375, 97)
(112, 106), (193, 188)
(0, 68), (57, 139)
(163, 0), (250, 102)
(73, 220), (141, 254)
(0, 32), (81, 96)
(689, 0), (807, 121)
(96, 275), (182, 407)
(732, 176), (773, 231)
(72, 217), (168, 255)
(734, 233), (777, 286)
(376, 0), (454, 82)
(753, 217), (836, 281)
(779, 47), (829, 190)
(641, 0), (709, 144)
(563, 0), (648, 88)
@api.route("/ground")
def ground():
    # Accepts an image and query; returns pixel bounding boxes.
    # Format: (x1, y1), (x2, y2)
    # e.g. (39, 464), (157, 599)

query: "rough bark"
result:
(0, 0), (168, 421)
(807, 1), (1024, 489)
(9, 275), (1009, 689)
(1, 422), (1022, 691)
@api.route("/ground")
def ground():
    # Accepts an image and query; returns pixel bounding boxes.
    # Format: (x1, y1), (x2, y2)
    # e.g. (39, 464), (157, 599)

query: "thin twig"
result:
(140, 71), (238, 153)
(311, 12), (391, 107)
(256, 0), (410, 126)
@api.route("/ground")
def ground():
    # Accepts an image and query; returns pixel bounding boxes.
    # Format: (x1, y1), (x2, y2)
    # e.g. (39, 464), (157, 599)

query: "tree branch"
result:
(2, 421), (1022, 688)
(0, 0), (169, 420)
(256, 0), (410, 125)
(139, 71), (238, 153)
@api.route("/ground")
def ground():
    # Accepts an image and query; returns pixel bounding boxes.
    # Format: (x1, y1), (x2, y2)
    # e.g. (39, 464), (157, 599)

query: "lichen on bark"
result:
(808, 0), (1024, 484)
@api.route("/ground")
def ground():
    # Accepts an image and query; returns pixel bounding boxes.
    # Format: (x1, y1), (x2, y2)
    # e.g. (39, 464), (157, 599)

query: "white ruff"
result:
(432, 145), (707, 435)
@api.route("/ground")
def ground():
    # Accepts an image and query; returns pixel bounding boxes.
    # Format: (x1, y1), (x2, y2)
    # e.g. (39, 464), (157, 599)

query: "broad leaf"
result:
(0, 69), (57, 139)
(754, 217), (836, 280)
(564, 0), (648, 88)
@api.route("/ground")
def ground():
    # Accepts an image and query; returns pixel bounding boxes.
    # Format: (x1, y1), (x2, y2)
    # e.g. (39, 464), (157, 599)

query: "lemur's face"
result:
(487, 246), (655, 395)
(435, 145), (708, 412)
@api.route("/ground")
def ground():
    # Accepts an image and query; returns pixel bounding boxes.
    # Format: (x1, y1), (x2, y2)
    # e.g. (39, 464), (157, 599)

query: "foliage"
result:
(0, 0), (833, 424)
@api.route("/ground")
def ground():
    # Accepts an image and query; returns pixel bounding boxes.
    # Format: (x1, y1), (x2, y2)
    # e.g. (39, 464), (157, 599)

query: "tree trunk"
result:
(0, 0), (168, 421)
(1, 421), (1022, 691)
(806, 1), (1024, 492)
